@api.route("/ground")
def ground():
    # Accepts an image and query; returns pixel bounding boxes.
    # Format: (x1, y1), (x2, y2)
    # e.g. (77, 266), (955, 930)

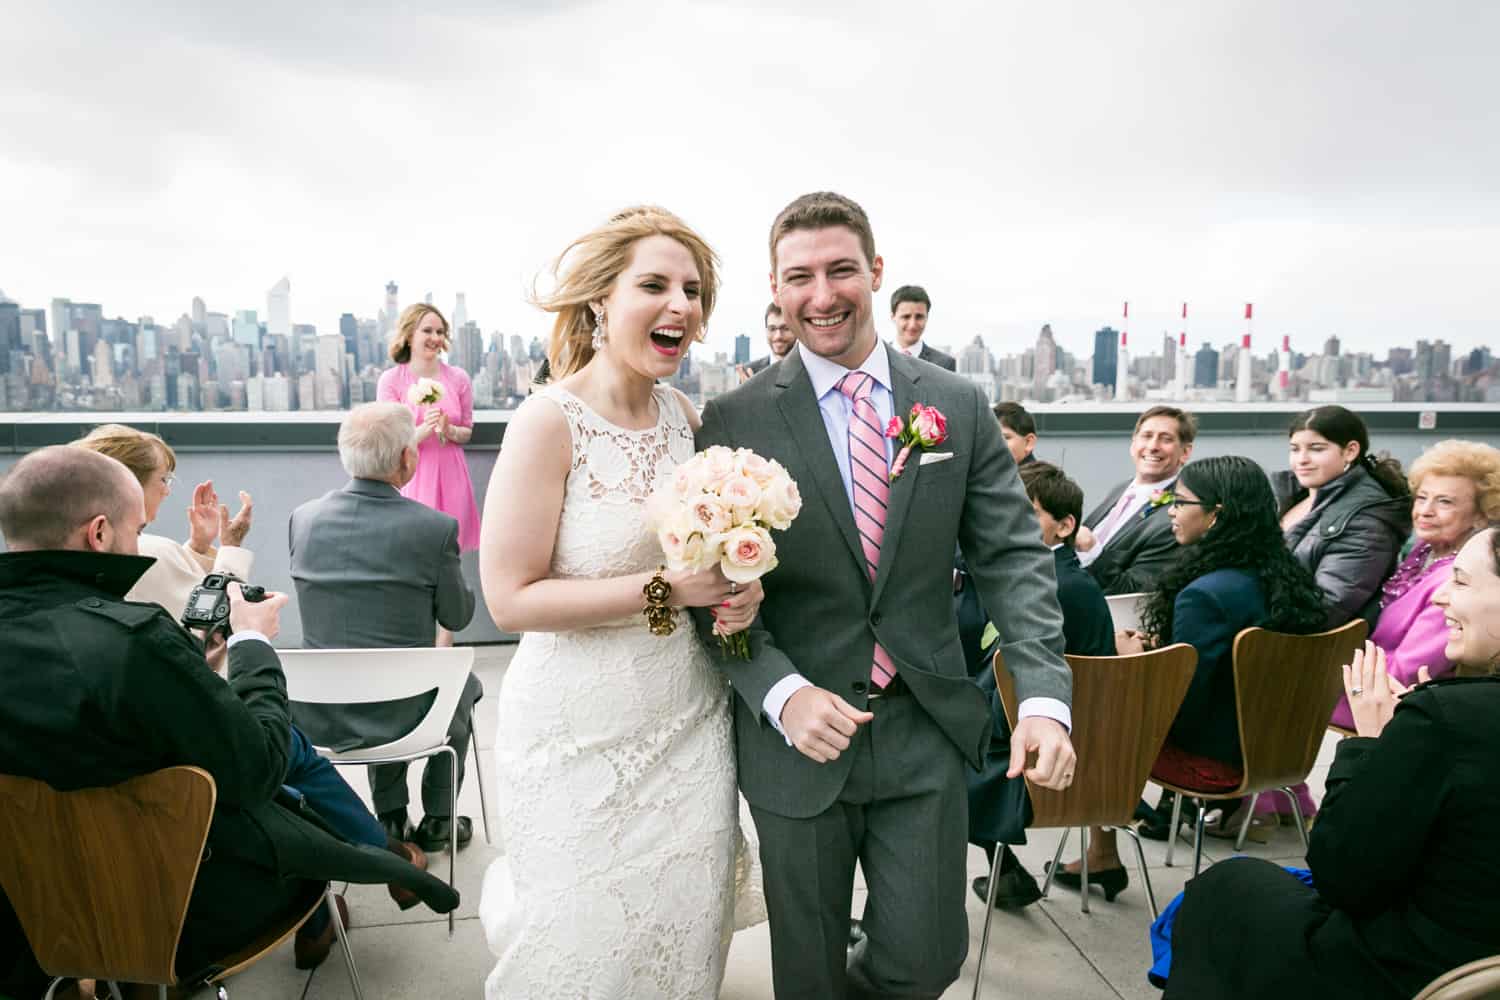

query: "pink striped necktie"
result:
(837, 371), (897, 689)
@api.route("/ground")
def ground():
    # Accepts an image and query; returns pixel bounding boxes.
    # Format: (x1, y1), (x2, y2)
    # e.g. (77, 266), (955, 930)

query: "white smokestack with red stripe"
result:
(1276, 333), (1291, 399)
(1236, 302), (1253, 402)
(1175, 302), (1189, 398)
(1116, 301), (1130, 400)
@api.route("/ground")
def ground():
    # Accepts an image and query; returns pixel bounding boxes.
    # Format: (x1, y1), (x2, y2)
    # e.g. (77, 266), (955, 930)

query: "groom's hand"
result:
(1008, 717), (1076, 791)
(781, 687), (875, 764)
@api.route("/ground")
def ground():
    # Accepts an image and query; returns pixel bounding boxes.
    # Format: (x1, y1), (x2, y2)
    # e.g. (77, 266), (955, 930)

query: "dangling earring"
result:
(591, 309), (607, 352)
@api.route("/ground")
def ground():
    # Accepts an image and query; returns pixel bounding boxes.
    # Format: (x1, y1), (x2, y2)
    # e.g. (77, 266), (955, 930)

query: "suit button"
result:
(852, 680), (868, 694)
(85, 598), (103, 608)
(870, 613), (883, 627)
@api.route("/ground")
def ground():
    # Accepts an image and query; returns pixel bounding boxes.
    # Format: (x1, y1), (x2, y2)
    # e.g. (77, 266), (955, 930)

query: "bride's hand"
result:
(713, 579), (763, 637)
(665, 565), (736, 609)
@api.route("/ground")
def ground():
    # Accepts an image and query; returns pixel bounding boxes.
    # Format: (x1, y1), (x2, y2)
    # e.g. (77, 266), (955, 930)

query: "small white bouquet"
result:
(407, 377), (446, 445)
(649, 445), (802, 658)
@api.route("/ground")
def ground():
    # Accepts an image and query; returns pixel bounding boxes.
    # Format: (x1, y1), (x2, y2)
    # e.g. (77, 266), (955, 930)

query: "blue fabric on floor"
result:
(1148, 866), (1314, 989)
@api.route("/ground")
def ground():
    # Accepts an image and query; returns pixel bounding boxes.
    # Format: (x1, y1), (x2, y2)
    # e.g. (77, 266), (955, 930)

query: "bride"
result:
(477, 206), (766, 998)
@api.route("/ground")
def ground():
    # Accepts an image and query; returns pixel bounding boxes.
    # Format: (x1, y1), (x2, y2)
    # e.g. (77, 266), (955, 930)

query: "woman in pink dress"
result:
(377, 303), (482, 646)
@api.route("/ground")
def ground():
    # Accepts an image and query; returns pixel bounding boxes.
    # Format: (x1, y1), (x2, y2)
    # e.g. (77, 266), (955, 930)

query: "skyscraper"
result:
(733, 334), (750, 365)
(1033, 324), (1056, 397)
(1194, 342), (1219, 388)
(267, 277), (291, 337)
(383, 281), (399, 337)
(232, 310), (260, 350)
(453, 293), (468, 333)
(1091, 327), (1118, 388)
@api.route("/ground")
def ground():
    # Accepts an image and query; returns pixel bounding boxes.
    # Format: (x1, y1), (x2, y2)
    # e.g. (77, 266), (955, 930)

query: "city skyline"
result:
(3, 2), (1496, 363)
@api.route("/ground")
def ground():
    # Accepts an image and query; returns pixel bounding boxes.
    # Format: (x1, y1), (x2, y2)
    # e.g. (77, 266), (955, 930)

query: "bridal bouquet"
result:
(407, 377), (446, 445)
(649, 445), (802, 658)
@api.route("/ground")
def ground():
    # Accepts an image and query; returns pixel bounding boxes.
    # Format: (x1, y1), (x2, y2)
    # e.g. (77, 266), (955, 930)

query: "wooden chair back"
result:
(1231, 619), (1367, 793)
(0, 766), (216, 985)
(993, 644), (1198, 828)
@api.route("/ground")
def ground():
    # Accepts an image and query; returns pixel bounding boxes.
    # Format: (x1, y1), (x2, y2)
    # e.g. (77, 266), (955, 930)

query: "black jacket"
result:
(1083, 478), (1180, 596)
(0, 550), (456, 989)
(1274, 466), (1411, 629)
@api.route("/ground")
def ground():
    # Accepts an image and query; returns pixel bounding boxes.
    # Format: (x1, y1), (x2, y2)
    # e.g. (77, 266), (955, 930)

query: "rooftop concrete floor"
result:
(229, 644), (1329, 999)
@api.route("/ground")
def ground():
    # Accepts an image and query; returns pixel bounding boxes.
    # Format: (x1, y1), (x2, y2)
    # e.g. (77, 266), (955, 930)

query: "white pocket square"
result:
(919, 451), (954, 466)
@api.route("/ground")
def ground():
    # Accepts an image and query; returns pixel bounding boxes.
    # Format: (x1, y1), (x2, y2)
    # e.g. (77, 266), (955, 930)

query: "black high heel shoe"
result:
(1044, 861), (1129, 902)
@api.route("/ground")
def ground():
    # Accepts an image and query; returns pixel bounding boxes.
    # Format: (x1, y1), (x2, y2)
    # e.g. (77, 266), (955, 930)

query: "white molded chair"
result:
(278, 646), (487, 936)
(1104, 592), (1146, 633)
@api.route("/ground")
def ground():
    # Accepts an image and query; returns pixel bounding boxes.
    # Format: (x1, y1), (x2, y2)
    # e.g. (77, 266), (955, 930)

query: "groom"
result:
(696, 191), (1076, 998)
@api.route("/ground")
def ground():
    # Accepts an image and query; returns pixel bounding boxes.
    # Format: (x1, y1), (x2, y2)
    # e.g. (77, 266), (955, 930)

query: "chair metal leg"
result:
(1164, 793), (1185, 867)
(1118, 826), (1159, 919)
(469, 718), (492, 845)
(1041, 827), (1070, 899)
(107, 983), (125, 1000)
(216, 986), (229, 1000)
(970, 843), (1008, 1000)
(1079, 825), (1091, 915)
(446, 744), (459, 938)
(1191, 802), (1207, 876)
(326, 886), (365, 1000)
(1234, 792), (1261, 853)
(159, 986), (168, 1000)
(1282, 786), (1311, 854)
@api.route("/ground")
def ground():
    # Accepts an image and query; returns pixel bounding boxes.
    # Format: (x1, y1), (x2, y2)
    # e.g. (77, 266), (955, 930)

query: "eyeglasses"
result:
(161, 473), (176, 487)
(1168, 498), (1211, 509)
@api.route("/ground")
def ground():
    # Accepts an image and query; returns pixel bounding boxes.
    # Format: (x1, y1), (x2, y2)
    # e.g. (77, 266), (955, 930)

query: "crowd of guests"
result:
(0, 304), (487, 998)
(954, 397), (1500, 997)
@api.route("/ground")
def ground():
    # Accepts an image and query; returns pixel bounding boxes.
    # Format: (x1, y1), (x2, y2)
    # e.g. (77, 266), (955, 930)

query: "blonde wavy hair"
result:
(72, 423), (174, 488)
(1409, 439), (1500, 523)
(389, 303), (450, 364)
(537, 206), (720, 380)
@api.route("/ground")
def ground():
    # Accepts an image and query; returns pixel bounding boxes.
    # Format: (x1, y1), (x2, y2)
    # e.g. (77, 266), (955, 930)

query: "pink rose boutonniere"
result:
(1144, 487), (1175, 516)
(885, 403), (948, 480)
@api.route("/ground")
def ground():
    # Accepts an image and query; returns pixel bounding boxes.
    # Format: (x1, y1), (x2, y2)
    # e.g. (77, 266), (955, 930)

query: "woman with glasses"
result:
(1050, 456), (1324, 900)
(1160, 527), (1500, 999)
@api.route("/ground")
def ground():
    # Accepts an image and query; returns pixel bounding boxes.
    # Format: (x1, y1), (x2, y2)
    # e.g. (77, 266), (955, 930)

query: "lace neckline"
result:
(547, 384), (668, 435)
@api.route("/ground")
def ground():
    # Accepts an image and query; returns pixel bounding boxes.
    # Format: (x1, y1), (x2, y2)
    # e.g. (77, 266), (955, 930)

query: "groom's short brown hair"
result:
(769, 192), (876, 271)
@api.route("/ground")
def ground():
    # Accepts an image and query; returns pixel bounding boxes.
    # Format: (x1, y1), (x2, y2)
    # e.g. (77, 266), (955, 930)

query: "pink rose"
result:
(885, 416), (903, 439)
(735, 449), (776, 485)
(718, 474), (763, 515)
(720, 525), (778, 583)
(688, 496), (732, 534)
(911, 405), (947, 447)
(754, 473), (803, 531)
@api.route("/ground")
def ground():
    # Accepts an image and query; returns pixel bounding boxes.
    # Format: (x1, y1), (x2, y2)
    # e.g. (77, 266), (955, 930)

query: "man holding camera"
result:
(0, 447), (455, 998)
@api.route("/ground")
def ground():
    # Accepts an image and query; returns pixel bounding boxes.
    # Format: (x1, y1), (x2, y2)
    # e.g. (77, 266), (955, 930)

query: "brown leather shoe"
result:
(387, 838), (428, 910)
(294, 893), (349, 970)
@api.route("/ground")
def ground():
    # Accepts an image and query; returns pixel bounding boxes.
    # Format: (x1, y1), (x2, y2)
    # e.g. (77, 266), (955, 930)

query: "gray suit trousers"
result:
(369, 671), (483, 818)
(750, 691), (969, 999)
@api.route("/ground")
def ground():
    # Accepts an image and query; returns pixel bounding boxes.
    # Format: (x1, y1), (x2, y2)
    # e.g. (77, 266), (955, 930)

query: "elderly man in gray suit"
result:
(289, 402), (480, 854)
(696, 192), (1076, 999)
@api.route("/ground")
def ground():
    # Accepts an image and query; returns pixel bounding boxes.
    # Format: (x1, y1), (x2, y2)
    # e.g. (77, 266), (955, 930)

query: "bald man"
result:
(0, 447), (454, 996)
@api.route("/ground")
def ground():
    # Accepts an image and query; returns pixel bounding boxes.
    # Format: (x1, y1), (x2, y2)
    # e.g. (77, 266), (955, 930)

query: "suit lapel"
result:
(871, 348), (922, 607)
(773, 351), (866, 576)
(1085, 480), (1129, 528)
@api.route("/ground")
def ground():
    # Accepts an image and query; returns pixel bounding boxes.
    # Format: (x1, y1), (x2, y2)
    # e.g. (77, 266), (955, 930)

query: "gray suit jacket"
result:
(918, 343), (957, 372)
(287, 478), (476, 746)
(696, 346), (1070, 818)
(1082, 478), (1180, 595)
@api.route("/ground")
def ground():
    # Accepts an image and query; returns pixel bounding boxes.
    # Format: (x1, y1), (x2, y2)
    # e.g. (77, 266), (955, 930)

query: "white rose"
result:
(735, 449), (776, 485)
(755, 472), (803, 531)
(718, 474), (763, 519)
(720, 524), (777, 583)
(671, 455), (709, 499)
(701, 446), (737, 486)
(658, 509), (706, 571)
(688, 495), (733, 535)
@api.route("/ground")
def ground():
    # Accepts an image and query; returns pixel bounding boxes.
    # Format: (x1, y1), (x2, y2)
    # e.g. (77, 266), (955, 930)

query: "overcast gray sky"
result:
(3, 0), (1497, 361)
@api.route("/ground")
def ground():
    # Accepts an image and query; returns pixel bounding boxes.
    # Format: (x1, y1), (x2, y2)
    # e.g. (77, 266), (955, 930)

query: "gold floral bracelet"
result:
(643, 567), (677, 636)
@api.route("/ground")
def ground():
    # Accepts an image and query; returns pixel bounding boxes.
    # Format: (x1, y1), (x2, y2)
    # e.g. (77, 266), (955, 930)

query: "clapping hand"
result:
(220, 491), (253, 547)
(1342, 641), (1428, 738)
(187, 480), (222, 553)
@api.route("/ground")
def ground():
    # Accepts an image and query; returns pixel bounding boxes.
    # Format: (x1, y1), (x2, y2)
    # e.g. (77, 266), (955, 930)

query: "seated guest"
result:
(1076, 406), (1196, 595)
(290, 402), (481, 854)
(0, 448), (453, 999)
(1160, 527), (1500, 1000)
(71, 425), (428, 911)
(1328, 438), (1500, 730)
(887, 284), (957, 370)
(737, 302), (796, 381)
(1240, 406), (1411, 834)
(995, 401), (1039, 466)
(1051, 456), (1324, 896)
(969, 462), (1115, 909)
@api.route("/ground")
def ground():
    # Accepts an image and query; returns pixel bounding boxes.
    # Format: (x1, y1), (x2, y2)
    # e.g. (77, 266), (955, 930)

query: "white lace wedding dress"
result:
(480, 384), (765, 999)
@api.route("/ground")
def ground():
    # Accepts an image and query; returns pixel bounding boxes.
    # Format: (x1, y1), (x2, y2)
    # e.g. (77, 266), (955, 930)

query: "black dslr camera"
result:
(182, 572), (267, 637)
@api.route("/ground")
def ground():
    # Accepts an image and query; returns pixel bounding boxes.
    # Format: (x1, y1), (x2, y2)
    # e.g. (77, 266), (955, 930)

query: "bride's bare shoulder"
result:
(498, 392), (573, 467)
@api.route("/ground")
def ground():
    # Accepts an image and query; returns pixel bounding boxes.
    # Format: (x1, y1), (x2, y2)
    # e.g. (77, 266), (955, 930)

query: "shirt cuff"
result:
(1017, 696), (1071, 732)
(763, 674), (814, 744)
(227, 630), (270, 649)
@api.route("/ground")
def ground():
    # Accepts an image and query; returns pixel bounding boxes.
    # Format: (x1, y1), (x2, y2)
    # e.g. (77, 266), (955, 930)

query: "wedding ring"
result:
(1350, 687), (1363, 696)
(729, 581), (739, 595)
